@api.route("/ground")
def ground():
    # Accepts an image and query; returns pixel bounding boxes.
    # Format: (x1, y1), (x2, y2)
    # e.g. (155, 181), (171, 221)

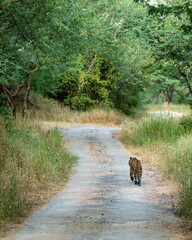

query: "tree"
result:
(0, 0), (55, 119)
(141, 3), (192, 104)
(40, 0), (154, 114)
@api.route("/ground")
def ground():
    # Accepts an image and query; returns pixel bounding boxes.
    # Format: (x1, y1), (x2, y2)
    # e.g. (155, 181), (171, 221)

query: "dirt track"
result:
(3, 126), (188, 240)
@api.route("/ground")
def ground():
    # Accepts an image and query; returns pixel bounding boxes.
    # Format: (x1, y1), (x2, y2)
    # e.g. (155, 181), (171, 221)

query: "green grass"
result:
(0, 120), (76, 229)
(120, 116), (186, 146)
(166, 135), (192, 218)
(120, 115), (192, 219)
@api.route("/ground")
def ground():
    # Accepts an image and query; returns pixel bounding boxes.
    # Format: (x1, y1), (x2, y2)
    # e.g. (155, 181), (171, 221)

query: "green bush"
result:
(64, 94), (93, 111)
(179, 115), (192, 132)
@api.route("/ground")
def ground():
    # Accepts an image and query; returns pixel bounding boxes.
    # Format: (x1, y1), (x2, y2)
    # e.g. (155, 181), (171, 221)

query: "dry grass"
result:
(0, 120), (76, 235)
(24, 94), (128, 126)
(146, 103), (192, 114)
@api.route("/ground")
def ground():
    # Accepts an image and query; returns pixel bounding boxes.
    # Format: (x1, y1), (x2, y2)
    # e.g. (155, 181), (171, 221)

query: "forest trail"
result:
(3, 126), (186, 240)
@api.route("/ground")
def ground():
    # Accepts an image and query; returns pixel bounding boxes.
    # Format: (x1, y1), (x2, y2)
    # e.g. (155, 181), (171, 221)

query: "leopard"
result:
(129, 157), (142, 186)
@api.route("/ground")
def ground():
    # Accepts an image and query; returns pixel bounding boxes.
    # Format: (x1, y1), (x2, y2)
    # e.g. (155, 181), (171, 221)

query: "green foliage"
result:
(1, 0), (157, 117)
(179, 115), (192, 132)
(148, 1), (192, 28)
(1, 0), (191, 116)
(64, 94), (93, 111)
(135, 0), (192, 27)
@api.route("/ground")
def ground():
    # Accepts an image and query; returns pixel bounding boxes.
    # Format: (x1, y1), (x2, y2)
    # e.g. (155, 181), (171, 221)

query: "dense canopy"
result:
(0, 0), (191, 119)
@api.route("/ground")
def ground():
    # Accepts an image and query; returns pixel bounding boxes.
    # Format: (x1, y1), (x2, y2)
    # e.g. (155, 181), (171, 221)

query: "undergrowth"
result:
(120, 115), (192, 219)
(24, 93), (128, 125)
(0, 120), (76, 230)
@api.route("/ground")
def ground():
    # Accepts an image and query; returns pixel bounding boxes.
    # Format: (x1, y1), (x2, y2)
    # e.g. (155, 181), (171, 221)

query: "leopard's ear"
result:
(130, 157), (133, 160)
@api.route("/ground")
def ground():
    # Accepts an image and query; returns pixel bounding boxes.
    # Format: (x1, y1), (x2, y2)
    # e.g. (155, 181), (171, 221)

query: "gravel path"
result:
(3, 126), (186, 240)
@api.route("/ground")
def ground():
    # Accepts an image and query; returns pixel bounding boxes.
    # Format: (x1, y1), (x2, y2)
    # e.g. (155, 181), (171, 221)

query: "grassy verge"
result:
(0, 95), (131, 235)
(0, 120), (77, 233)
(119, 115), (192, 219)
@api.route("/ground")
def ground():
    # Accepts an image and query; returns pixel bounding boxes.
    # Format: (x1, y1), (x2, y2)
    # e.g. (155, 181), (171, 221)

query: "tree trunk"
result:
(67, 71), (74, 111)
(12, 99), (17, 118)
(68, 81), (74, 111)
(77, 83), (81, 113)
(179, 69), (192, 96)
(163, 85), (174, 104)
(3, 72), (29, 119)
(23, 65), (40, 122)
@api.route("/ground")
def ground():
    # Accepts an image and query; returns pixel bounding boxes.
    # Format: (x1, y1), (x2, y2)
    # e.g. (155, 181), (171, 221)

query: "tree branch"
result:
(179, 69), (192, 95)
(79, 54), (97, 85)
(3, 89), (13, 108)
(23, 65), (40, 122)
(3, 86), (14, 97)
(13, 72), (30, 97)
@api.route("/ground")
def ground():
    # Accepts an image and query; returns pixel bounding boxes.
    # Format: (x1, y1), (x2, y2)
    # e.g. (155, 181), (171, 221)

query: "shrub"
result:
(179, 115), (192, 133)
(64, 94), (93, 111)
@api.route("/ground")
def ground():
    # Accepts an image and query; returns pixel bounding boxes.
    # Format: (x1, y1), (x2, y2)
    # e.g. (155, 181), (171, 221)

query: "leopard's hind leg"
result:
(137, 176), (141, 186)
(130, 166), (134, 182)
(137, 167), (142, 186)
(134, 171), (138, 185)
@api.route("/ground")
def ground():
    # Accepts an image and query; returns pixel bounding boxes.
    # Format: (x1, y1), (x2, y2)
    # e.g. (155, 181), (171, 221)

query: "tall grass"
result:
(120, 117), (185, 146)
(0, 120), (76, 230)
(24, 93), (127, 125)
(166, 135), (192, 218)
(120, 115), (192, 219)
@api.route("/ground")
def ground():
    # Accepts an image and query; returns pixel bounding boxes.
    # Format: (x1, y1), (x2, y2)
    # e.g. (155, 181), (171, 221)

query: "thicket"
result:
(0, 0), (153, 119)
(120, 115), (192, 219)
(1, 0), (191, 120)
(0, 120), (76, 230)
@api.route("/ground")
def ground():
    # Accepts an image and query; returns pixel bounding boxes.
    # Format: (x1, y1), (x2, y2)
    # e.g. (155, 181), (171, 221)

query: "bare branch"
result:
(23, 65), (40, 122)
(3, 89), (13, 108)
(3, 86), (14, 97)
(79, 54), (97, 85)
(13, 72), (30, 97)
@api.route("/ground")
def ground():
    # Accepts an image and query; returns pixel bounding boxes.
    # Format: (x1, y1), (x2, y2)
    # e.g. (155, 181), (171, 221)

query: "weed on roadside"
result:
(0, 121), (77, 231)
